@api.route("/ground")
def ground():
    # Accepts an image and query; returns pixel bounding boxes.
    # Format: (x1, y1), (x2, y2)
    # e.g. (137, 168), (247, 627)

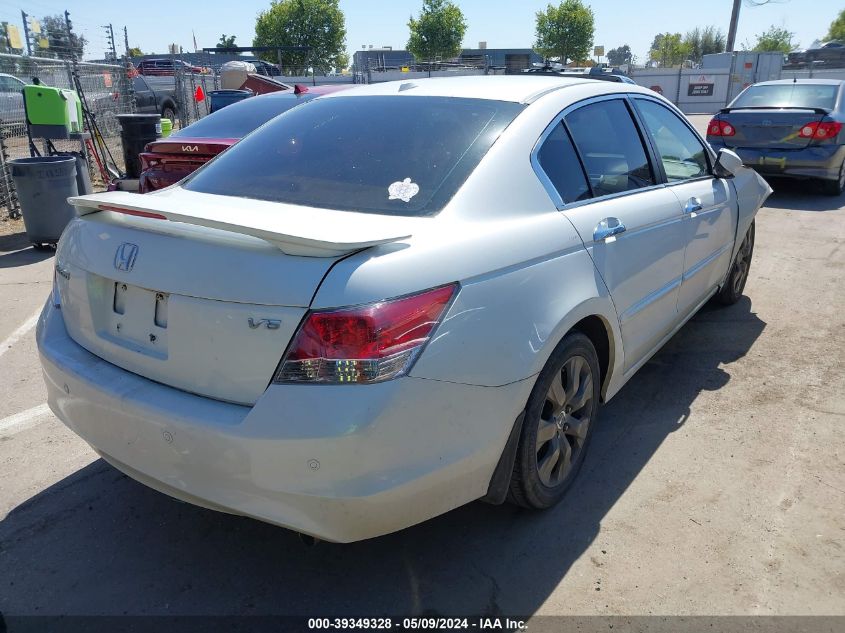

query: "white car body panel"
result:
(39, 76), (772, 541)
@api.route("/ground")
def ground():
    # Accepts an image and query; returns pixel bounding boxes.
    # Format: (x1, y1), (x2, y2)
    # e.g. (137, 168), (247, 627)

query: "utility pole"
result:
(123, 26), (130, 58)
(103, 23), (116, 60)
(726, 0), (741, 52)
(20, 10), (32, 56)
(63, 10), (76, 61)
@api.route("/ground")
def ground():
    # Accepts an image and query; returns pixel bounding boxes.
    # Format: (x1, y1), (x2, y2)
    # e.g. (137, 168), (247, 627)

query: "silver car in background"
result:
(38, 77), (771, 542)
(707, 79), (845, 195)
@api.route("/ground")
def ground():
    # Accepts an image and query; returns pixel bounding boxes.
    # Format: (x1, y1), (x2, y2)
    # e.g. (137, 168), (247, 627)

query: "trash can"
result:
(10, 156), (79, 246)
(115, 113), (161, 179)
(208, 89), (252, 113)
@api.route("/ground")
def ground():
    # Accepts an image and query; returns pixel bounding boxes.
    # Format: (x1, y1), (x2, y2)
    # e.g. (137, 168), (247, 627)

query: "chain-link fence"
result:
(0, 53), (135, 218)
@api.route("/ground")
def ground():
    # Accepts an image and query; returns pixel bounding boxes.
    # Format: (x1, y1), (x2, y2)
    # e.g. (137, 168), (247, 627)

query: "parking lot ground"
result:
(0, 117), (843, 621)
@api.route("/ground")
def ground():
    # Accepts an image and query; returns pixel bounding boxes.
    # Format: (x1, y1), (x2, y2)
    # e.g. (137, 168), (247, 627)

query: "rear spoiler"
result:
(719, 106), (831, 115)
(68, 191), (416, 257)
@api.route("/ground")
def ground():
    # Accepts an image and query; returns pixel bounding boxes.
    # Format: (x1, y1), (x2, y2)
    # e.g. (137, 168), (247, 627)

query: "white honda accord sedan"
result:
(38, 76), (771, 542)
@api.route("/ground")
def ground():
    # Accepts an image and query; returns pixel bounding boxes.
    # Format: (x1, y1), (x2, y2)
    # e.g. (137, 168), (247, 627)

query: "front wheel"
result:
(161, 105), (177, 123)
(508, 332), (600, 509)
(716, 221), (755, 306)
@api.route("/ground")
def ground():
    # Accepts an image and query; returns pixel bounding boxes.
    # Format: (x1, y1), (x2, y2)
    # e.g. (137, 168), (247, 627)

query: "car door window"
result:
(536, 122), (591, 204)
(0, 77), (21, 92)
(564, 99), (655, 197)
(635, 99), (710, 182)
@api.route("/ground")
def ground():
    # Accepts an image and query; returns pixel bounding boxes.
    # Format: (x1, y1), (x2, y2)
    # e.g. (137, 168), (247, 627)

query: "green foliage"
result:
(683, 26), (726, 64)
(127, 46), (143, 57)
(534, 0), (594, 64)
(407, 0), (467, 62)
(39, 14), (86, 60)
(826, 9), (845, 41)
(649, 32), (690, 67)
(216, 34), (237, 49)
(752, 25), (794, 53)
(254, 0), (347, 73)
(606, 44), (632, 66)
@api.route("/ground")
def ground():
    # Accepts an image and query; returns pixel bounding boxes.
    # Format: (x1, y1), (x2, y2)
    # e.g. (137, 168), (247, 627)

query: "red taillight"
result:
(707, 118), (735, 137)
(274, 284), (458, 384)
(798, 120), (842, 140)
(98, 204), (166, 219)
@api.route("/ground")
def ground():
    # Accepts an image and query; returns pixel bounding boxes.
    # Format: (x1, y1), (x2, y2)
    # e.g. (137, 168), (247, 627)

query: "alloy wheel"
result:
(535, 355), (594, 487)
(731, 228), (754, 295)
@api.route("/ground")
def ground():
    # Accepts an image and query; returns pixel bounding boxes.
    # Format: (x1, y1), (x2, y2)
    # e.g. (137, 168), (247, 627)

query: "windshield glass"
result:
(172, 94), (312, 139)
(732, 83), (839, 110)
(183, 95), (525, 216)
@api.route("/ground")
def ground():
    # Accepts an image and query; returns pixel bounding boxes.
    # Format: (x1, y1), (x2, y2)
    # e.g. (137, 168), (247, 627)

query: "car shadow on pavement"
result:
(0, 298), (766, 618)
(763, 178), (845, 212)
(0, 232), (53, 268)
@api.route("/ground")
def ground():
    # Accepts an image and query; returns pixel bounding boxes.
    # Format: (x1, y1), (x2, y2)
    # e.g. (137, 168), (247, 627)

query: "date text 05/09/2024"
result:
(307, 617), (528, 630)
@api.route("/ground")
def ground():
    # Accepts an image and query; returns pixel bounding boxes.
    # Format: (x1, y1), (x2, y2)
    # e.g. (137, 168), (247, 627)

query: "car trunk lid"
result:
(717, 108), (828, 149)
(58, 189), (419, 404)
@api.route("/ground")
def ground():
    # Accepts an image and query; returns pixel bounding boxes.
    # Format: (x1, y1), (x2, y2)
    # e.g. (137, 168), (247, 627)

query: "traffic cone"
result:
(194, 85), (205, 102)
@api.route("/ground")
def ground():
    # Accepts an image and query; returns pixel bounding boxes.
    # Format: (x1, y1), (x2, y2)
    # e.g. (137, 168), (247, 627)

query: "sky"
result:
(0, 0), (840, 63)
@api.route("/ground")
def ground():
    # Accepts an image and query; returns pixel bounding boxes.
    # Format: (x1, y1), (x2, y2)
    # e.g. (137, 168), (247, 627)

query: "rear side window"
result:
(172, 94), (312, 139)
(564, 99), (655, 197)
(635, 99), (710, 182)
(536, 123), (591, 204)
(732, 84), (838, 110)
(184, 96), (525, 216)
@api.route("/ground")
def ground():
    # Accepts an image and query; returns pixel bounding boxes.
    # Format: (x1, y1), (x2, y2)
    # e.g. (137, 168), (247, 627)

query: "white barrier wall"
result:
(630, 68), (732, 114)
(780, 68), (845, 81)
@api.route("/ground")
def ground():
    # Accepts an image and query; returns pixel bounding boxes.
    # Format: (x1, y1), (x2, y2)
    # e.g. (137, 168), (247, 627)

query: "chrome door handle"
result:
(593, 217), (626, 242)
(684, 197), (703, 213)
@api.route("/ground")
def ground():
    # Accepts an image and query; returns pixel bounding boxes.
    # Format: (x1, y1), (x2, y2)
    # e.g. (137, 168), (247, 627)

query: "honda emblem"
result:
(114, 242), (139, 272)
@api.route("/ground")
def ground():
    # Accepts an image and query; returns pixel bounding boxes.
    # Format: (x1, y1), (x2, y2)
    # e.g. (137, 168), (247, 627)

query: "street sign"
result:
(688, 74), (715, 97)
(594, 46), (604, 57)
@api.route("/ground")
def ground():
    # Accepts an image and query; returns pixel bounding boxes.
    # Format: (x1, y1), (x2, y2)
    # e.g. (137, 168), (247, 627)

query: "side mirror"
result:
(713, 148), (743, 178)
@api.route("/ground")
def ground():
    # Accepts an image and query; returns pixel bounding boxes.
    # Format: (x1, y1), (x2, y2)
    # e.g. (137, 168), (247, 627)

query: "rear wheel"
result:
(716, 221), (755, 306)
(161, 105), (176, 123)
(822, 159), (845, 196)
(508, 332), (600, 509)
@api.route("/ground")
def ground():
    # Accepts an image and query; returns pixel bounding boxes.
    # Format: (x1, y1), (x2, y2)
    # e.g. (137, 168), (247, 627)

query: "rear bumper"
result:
(710, 141), (845, 180)
(37, 301), (532, 542)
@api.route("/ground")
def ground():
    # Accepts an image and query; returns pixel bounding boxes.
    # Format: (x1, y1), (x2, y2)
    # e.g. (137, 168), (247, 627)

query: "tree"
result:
(217, 34), (237, 49)
(127, 46), (143, 57)
(649, 32), (690, 67)
(407, 0), (467, 62)
(39, 14), (86, 60)
(254, 0), (347, 73)
(606, 44), (632, 67)
(683, 26), (726, 64)
(534, 0), (594, 64)
(752, 25), (794, 53)
(826, 9), (845, 41)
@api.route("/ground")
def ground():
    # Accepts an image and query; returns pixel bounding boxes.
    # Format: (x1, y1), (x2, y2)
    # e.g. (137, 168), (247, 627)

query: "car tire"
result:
(161, 105), (176, 122)
(716, 221), (755, 306)
(508, 332), (600, 510)
(822, 159), (845, 196)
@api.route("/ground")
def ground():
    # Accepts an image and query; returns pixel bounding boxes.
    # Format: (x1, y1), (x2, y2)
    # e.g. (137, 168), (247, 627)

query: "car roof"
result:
(753, 79), (845, 86)
(318, 75), (639, 104)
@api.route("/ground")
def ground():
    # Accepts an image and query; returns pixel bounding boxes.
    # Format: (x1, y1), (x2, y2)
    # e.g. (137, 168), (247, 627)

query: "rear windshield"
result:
(172, 94), (312, 139)
(732, 84), (839, 110)
(183, 96), (525, 216)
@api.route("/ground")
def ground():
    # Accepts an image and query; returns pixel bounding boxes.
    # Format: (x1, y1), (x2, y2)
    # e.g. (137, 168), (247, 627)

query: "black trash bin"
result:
(10, 156), (79, 247)
(115, 113), (161, 178)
